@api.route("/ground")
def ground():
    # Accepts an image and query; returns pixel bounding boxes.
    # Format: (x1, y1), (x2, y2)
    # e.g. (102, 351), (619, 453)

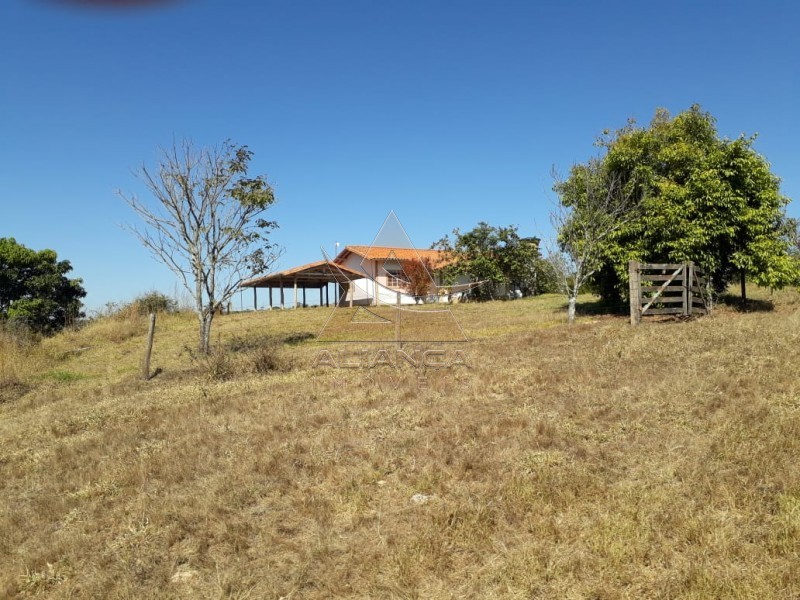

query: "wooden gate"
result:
(629, 261), (710, 325)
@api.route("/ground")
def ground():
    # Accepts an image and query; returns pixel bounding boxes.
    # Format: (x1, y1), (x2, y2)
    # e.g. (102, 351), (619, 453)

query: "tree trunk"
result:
(195, 265), (207, 352)
(567, 296), (576, 324)
(740, 269), (747, 310)
(199, 310), (214, 354)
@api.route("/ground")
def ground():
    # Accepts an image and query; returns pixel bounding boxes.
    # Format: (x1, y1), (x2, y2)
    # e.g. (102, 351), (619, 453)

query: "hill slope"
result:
(1, 293), (800, 598)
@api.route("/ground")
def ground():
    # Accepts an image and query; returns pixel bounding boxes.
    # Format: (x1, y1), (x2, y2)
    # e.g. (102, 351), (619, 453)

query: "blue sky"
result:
(2, 0), (799, 311)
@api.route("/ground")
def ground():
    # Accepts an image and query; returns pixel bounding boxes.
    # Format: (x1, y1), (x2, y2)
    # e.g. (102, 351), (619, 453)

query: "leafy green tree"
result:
(556, 105), (798, 304)
(0, 238), (86, 334)
(435, 223), (548, 300)
(120, 139), (281, 353)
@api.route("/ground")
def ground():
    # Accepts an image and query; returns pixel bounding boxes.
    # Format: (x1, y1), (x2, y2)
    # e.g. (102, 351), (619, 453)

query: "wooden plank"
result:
(643, 295), (685, 303)
(641, 296), (685, 304)
(642, 285), (685, 293)
(642, 307), (685, 315)
(640, 263), (685, 270)
(641, 274), (686, 282)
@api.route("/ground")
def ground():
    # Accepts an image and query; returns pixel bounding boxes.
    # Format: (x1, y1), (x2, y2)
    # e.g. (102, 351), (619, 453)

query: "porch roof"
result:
(240, 260), (365, 289)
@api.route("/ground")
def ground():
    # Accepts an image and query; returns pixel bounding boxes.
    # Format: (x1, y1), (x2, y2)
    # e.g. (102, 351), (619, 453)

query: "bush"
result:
(131, 291), (177, 316)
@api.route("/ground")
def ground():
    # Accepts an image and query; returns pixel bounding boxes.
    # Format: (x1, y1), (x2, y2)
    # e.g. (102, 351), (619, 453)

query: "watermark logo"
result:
(312, 346), (470, 369)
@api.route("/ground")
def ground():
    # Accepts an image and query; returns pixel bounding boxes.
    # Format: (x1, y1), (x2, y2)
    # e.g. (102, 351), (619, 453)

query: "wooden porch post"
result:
(302, 286), (306, 308)
(319, 286), (323, 307)
(349, 282), (353, 307)
(293, 278), (298, 309)
(373, 261), (378, 306)
(325, 284), (329, 307)
(253, 287), (257, 310)
(280, 285), (285, 309)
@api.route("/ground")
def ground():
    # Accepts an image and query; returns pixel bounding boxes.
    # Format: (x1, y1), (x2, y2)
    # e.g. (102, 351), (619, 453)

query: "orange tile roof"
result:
(337, 245), (453, 267)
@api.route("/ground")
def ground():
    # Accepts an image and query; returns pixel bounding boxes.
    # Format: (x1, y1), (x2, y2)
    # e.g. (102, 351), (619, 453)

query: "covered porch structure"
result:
(240, 260), (364, 309)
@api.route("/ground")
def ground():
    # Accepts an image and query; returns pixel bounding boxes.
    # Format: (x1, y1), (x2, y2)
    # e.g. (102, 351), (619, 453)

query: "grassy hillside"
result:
(1, 292), (800, 599)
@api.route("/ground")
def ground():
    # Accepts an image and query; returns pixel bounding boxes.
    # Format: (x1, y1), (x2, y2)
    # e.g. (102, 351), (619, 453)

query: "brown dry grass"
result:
(1, 291), (800, 598)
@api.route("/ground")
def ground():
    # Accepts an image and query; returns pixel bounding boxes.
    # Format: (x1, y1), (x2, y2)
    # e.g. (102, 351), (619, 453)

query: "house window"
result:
(386, 270), (406, 289)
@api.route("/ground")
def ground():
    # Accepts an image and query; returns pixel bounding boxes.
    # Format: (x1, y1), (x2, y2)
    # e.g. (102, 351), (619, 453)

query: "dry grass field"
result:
(1, 290), (800, 599)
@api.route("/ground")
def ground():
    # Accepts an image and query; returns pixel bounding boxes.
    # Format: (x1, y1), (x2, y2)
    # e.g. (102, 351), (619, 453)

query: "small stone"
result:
(376, 480), (387, 486)
(410, 493), (433, 504)
(171, 568), (198, 584)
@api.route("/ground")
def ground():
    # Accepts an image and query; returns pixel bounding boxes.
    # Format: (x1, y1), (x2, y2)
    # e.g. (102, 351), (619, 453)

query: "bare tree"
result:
(548, 159), (640, 324)
(119, 139), (281, 353)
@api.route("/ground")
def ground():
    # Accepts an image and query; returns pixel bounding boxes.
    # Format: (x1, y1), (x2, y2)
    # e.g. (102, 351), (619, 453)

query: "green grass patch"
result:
(40, 369), (86, 382)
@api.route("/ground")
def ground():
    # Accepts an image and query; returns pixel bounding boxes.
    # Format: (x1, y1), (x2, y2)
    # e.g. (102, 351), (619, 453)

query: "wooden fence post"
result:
(706, 271), (713, 313)
(629, 261), (641, 325)
(142, 312), (156, 381)
(685, 262), (694, 316)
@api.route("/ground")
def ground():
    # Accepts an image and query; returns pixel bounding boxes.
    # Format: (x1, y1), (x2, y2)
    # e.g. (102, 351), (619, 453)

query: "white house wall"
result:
(337, 253), (470, 305)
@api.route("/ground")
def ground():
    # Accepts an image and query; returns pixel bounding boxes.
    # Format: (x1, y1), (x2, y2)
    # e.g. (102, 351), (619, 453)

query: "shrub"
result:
(248, 341), (286, 374)
(131, 291), (177, 316)
(185, 345), (234, 382)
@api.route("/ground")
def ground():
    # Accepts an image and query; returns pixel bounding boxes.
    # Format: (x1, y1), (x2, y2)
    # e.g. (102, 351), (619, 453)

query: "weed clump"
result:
(0, 323), (39, 392)
(248, 341), (286, 374)
(0, 378), (28, 403)
(226, 334), (294, 374)
(186, 334), (293, 381)
(186, 346), (235, 382)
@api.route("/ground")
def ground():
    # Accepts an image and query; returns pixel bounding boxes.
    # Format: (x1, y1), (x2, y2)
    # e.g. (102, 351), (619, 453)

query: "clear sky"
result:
(2, 0), (799, 311)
